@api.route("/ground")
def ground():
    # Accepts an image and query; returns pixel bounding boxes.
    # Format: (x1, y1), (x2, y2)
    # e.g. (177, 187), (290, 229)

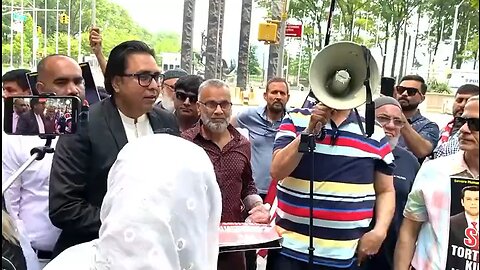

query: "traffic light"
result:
(258, 21), (278, 44)
(37, 26), (42, 35)
(59, 13), (69, 24)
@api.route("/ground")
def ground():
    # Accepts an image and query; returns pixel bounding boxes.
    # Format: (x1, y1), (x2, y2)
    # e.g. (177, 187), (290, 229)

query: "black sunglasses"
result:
(396, 86), (420, 96)
(175, 91), (198, 103)
(456, 117), (480, 132)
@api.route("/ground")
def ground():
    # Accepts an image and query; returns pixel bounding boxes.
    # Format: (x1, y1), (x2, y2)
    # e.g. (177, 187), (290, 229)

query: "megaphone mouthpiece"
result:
(328, 70), (351, 95)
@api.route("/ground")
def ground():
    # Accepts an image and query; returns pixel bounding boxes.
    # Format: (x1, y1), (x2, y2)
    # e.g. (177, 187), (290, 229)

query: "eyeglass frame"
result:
(175, 90), (198, 103)
(121, 72), (164, 87)
(198, 100), (233, 111)
(456, 117), (480, 132)
(396, 86), (422, 97)
(376, 115), (406, 128)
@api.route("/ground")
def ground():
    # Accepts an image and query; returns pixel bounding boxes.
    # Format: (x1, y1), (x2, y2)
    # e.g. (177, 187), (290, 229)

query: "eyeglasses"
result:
(376, 115), (405, 128)
(199, 100), (232, 111)
(396, 86), (420, 96)
(122, 72), (164, 87)
(175, 91), (198, 103)
(457, 117), (480, 132)
(163, 83), (175, 90)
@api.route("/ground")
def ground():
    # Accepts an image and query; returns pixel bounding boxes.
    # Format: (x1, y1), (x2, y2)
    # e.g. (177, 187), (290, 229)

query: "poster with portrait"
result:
(446, 175), (479, 270)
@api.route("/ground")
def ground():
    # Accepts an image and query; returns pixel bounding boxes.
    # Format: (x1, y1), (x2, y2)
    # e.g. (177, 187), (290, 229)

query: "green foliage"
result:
(248, 45), (262, 76)
(2, 0), (180, 68)
(428, 79), (452, 94)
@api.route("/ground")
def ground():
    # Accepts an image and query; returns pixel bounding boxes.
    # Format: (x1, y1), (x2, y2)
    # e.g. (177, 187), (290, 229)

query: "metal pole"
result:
(2, 154), (38, 195)
(449, 0), (464, 69)
(67, 0), (71, 56)
(92, 0), (96, 26)
(297, 24), (303, 85)
(55, 0), (59, 53)
(20, 0), (24, 67)
(276, 0), (289, 77)
(10, 0), (14, 67)
(78, 0), (82, 62)
(32, 0), (37, 68)
(44, 0), (47, 57)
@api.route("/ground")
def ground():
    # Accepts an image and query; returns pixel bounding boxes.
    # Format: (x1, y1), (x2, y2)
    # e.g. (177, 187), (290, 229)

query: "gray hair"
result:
(198, 79), (229, 99)
(467, 95), (479, 102)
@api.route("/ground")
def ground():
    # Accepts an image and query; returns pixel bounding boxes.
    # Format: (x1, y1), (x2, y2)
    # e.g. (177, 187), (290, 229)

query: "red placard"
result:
(285, 24), (303, 38)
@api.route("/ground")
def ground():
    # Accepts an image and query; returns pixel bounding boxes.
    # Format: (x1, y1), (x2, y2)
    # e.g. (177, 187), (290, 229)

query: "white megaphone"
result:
(309, 41), (380, 110)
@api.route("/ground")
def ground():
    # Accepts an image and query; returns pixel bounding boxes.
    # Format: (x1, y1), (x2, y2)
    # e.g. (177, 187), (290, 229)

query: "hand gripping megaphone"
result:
(309, 41), (380, 110)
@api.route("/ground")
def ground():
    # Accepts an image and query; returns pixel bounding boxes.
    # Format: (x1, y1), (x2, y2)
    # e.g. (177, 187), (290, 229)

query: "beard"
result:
(161, 95), (175, 113)
(398, 98), (419, 112)
(268, 101), (285, 114)
(201, 114), (229, 133)
(388, 136), (400, 149)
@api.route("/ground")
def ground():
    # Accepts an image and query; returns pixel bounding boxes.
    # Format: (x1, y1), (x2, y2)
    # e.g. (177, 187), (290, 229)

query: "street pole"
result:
(20, 0), (24, 67)
(55, 0), (59, 53)
(78, 0), (82, 62)
(449, 0), (465, 69)
(44, 0), (47, 57)
(276, 0), (289, 77)
(67, 0), (71, 56)
(10, 0), (14, 67)
(92, 0), (96, 26)
(32, 0), (37, 68)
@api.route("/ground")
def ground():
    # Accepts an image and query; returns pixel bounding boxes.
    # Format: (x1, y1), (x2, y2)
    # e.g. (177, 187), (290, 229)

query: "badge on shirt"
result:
(446, 175), (479, 269)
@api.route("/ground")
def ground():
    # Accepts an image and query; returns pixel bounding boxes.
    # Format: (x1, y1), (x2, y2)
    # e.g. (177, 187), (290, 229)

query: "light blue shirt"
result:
(236, 106), (283, 194)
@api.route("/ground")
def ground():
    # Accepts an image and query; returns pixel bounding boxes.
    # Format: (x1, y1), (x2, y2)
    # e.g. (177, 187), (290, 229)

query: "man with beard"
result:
(11, 98), (29, 133)
(43, 106), (56, 134)
(365, 96), (420, 270)
(395, 75), (440, 161)
(182, 79), (270, 270)
(155, 68), (188, 112)
(173, 75), (203, 131)
(433, 84), (479, 159)
(395, 96), (479, 270)
(232, 77), (289, 270)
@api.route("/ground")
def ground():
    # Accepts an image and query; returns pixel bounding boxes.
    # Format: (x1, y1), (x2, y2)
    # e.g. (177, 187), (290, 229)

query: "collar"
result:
(257, 105), (285, 123)
(408, 109), (423, 124)
(450, 151), (479, 179)
(117, 109), (149, 125)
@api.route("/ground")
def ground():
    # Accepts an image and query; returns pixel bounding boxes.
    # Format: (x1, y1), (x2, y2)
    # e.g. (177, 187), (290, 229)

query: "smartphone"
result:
(26, 71), (39, 95)
(3, 96), (81, 136)
(380, 77), (396, 97)
(79, 62), (101, 105)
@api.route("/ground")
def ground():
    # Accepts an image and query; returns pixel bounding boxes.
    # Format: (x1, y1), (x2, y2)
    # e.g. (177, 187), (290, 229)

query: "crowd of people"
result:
(1, 27), (479, 270)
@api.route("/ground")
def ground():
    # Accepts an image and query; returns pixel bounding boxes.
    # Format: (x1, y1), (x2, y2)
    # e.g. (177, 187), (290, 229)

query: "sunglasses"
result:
(396, 86), (420, 96)
(456, 117), (480, 132)
(175, 91), (198, 103)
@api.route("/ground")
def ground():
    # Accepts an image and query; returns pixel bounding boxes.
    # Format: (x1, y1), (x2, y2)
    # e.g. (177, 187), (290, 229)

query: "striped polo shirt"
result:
(273, 108), (395, 268)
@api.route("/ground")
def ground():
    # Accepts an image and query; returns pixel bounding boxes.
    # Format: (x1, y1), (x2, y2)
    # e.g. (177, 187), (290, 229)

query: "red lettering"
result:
(464, 228), (479, 250)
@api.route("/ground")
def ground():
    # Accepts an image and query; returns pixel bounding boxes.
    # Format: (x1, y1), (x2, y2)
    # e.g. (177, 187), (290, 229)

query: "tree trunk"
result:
(455, 31), (467, 69)
(236, 0), (252, 91)
(216, 0), (225, 79)
(412, 7), (421, 70)
(381, 20), (389, 77)
(204, 0), (220, 79)
(316, 13), (322, 50)
(398, 23), (408, 80)
(180, 0), (196, 74)
(390, 23), (402, 78)
(267, 0), (281, 80)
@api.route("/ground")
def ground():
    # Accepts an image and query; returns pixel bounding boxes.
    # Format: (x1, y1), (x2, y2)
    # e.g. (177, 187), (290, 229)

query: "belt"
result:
(33, 249), (53, 260)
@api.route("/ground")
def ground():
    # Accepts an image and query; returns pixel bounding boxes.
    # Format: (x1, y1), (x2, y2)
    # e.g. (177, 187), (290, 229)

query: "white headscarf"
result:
(44, 134), (222, 270)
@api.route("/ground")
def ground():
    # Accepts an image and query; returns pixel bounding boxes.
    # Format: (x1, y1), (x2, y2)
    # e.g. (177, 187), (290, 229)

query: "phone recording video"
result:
(3, 96), (81, 136)
(380, 77), (396, 97)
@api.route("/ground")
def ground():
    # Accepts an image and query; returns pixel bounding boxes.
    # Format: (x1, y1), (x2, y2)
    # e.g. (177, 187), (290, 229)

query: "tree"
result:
(248, 45), (262, 76)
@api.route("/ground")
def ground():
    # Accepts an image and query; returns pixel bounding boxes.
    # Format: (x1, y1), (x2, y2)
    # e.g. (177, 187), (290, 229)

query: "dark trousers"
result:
(267, 250), (367, 270)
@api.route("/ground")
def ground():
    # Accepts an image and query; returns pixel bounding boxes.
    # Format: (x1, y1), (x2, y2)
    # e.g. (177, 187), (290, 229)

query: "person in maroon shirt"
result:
(182, 79), (270, 270)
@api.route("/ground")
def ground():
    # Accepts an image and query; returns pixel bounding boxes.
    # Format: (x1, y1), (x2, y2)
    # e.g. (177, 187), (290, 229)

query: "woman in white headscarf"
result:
(44, 134), (222, 270)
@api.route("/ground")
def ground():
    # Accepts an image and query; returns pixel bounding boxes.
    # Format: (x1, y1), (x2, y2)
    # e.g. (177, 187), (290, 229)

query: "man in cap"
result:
(365, 96), (420, 270)
(155, 68), (188, 112)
